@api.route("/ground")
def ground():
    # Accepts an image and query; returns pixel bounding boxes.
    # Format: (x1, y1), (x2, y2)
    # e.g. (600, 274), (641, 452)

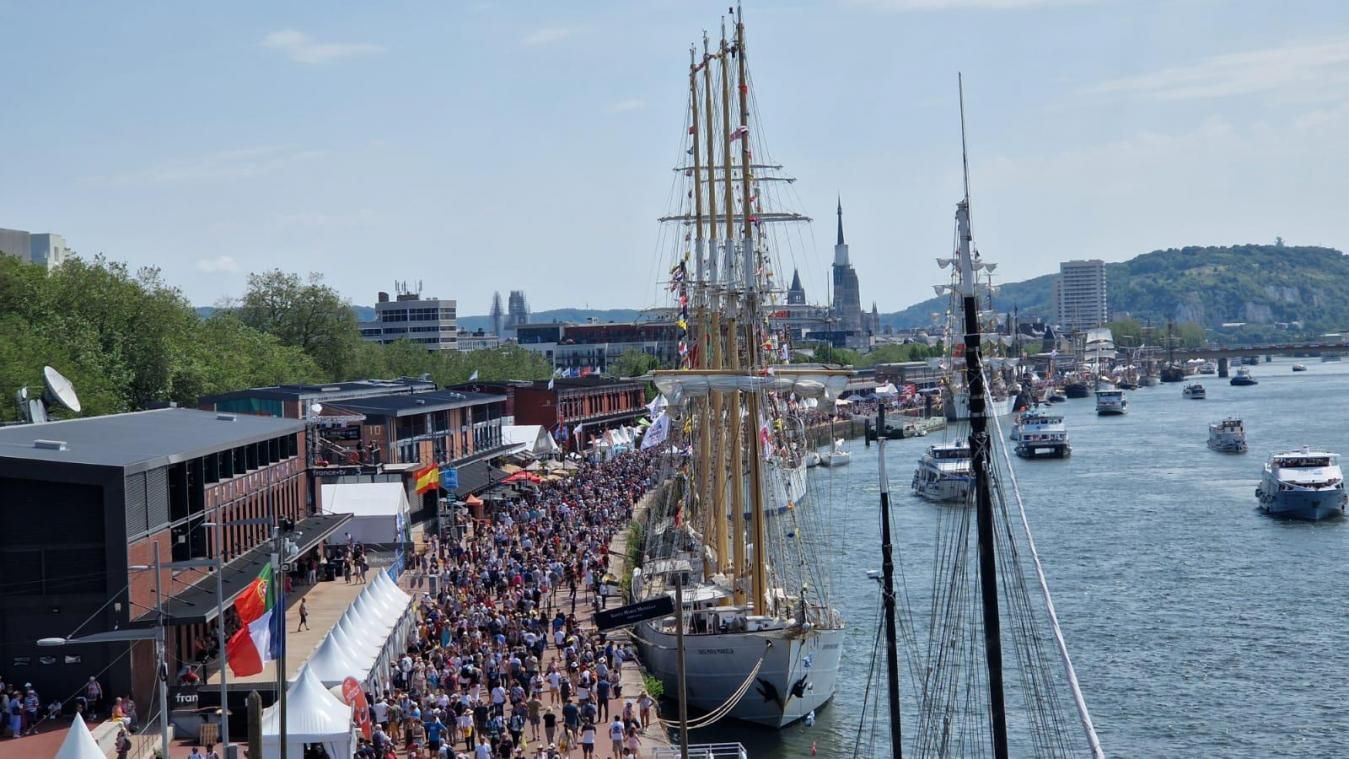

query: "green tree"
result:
(611, 349), (660, 378)
(235, 270), (359, 379)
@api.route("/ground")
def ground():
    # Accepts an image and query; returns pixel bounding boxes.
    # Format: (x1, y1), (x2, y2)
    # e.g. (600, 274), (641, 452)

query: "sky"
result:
(3, 0), (1349, 316)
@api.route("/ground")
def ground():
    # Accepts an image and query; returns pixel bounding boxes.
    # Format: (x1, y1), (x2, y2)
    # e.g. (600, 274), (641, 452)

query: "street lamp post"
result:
(38, 543), (177, 759)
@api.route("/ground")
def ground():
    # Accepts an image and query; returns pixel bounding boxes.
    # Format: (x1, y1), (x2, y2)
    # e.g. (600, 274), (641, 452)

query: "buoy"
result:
(811, 741), (818, 755)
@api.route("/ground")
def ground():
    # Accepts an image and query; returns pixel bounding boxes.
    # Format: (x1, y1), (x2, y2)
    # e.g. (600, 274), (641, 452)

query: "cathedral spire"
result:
(836, 194), (845, 247)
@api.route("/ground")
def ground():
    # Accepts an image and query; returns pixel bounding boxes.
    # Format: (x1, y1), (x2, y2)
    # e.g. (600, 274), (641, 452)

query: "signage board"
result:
(594, 596), (675, 631)
(441, 467), (459, 490)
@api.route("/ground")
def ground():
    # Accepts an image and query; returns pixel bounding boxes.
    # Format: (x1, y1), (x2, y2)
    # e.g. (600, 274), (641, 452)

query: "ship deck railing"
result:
(651, 742), (751, 759)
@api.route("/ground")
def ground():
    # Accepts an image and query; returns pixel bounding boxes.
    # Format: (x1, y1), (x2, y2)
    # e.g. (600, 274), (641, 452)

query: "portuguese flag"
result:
(226, 565), (281, 677)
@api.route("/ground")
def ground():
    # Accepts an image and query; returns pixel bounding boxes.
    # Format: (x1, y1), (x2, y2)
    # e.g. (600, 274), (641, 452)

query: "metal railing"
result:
(651, 743), (750, 759)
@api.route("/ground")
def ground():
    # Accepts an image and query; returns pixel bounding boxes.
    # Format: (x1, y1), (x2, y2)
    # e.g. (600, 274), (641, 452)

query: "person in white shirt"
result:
(608, 717), (625, 759)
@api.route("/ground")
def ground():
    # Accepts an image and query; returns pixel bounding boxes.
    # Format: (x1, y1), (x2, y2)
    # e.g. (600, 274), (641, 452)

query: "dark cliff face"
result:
(883, 244), (1349, 332)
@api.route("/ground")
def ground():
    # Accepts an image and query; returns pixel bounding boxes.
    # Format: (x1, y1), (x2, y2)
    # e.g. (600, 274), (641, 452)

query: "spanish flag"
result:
(415, 464), (440, 494)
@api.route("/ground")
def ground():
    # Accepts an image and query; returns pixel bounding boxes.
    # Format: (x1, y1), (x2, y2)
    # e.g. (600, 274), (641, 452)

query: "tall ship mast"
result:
(864, 76), (1104, 758)
(632, 5), (846, 729)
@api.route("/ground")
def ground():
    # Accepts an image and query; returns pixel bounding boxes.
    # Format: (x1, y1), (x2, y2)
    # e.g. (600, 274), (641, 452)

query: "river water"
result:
(691, 357), (1349, 757)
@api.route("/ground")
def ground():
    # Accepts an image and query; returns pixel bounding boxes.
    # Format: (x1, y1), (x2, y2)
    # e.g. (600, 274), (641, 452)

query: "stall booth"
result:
(54, 715), (105, 759)
(261, 666), (356, 758)
(321, 482), (411, 547)
(304, 571), (416, 695)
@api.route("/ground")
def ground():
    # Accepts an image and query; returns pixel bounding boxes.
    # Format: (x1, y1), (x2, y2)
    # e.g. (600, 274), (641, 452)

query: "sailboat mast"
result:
(956, 73), (1010, 759)
(876, 406), (904, 759)
(720, 20), (747, 599)
(736, 4), (770, 617)
(703, 36), (729, 577)
(689, 43), (717, 580)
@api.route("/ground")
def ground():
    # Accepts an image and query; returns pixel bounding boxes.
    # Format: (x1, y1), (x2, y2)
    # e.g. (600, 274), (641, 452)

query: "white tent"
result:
(501, 425), (560, 457)
(54, 715), (104, 759)
(261, 666), (355, 758)
(321, 482), (409, 545)
(307, 628), (368, 687)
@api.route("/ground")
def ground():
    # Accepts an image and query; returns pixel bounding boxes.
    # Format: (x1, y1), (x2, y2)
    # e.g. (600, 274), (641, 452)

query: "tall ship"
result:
(859, 79), (1103, 758)
(1256, 447), (1347, 521)
(632, 8), (844, 729)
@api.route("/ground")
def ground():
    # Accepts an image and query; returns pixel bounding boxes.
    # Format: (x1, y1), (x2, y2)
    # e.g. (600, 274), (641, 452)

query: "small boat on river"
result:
(1095, 388), (1127, 416)
(819, 438), (851, 467)
(1255, 447), (1347, 520)
(912, 442), (973, 503)
(1230, 368), (1258, 386)
(1012, 411), (1071, 459)
(1183, 383), (1206, 400)
(1207, 418), (1247, 453)
(1292, 364), (1308, 372)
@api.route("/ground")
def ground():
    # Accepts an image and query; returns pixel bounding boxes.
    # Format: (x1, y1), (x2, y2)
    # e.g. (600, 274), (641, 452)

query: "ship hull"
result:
(1015, 442), (1071, 459)
(634, 623), (843, 728)
(1256, 486), (1347, 521)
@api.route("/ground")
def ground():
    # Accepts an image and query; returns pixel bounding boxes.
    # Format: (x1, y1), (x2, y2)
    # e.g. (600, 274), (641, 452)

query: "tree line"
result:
(0, 257), (550, 421)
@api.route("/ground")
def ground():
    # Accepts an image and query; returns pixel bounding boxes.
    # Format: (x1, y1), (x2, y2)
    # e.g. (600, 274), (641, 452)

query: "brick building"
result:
(0, 409), (348, 719)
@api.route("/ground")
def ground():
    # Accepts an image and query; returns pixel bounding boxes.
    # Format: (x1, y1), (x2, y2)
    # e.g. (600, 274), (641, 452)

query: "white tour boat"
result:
(1207, 418), (1247, 453)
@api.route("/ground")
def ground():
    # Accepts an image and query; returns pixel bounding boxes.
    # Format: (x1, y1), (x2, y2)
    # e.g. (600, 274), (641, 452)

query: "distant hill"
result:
(882, 244), (1349, 334)
(197, 306), (643, 331)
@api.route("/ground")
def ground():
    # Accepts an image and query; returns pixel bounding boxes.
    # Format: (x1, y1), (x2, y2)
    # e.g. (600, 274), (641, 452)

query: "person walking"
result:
(115, 728), (132, 759)
(297, 598), (310, 632)
(84, 676), (103, 720)
(607, 716), (624, 759)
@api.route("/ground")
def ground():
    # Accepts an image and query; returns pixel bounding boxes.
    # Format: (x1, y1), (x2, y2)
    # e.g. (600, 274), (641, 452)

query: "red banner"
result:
(342, 676), (372, 740)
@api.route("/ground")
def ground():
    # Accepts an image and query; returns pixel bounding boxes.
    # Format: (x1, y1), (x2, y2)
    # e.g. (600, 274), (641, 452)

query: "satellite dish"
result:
(42, 366), (81, 414)
(15, 387), (48, 424)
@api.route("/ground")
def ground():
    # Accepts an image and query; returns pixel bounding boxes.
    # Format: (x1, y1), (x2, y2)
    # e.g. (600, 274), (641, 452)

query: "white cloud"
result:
(196, 255), (240, 273)
(1090, 38), (1349, 101)
(521, 27), (572, 47)
(850, 0), (1086, 10)
(607, 98), (645, 113)
(85, 146), (324, 186)
(261, 30), (383, 64)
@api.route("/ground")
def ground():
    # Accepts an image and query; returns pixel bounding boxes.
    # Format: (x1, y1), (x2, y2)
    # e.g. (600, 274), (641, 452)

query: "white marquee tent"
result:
(501, 425), (560, 457)
(54, 715), (104, 759)
(321, 482), (410, 545)
(303, 569), (415, 688)
(261, 665), (355, 758)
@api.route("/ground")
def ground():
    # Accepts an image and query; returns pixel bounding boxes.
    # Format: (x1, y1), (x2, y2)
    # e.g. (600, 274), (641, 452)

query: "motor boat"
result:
(1230, 368), (1258, 386)
(1292, 364), (1308, 372)
(1095, 388), (1127, 416)
(1012, 412), (1071, 459)
(1207, 418), (1247, 453)
(1255, 447), (1347, 520)
(1183, 383), (1206, 400)
(912, 442), (973, 503)
(819, 438), (851, 467)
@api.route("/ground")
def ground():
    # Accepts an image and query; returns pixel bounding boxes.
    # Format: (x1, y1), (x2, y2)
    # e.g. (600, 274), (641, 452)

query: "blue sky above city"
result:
(3, 0), (1349, 315)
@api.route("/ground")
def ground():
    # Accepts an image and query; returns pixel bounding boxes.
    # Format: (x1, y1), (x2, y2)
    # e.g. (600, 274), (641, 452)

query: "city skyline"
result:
(4, 1), (1349, 314)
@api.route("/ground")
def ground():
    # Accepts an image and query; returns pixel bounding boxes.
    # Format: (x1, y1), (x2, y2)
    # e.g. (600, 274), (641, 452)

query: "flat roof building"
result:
(0, 409), (345, 720)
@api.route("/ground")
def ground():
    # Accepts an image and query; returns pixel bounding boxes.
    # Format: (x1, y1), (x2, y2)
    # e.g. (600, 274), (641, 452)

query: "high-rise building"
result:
(359, 282), (458, 350)
(0, 228), (32, 264)
(30, 233), (71, 270)
(830, 199), (864, 340)
(0, 228), (71, 271)
(1053, 259), (1108, 332)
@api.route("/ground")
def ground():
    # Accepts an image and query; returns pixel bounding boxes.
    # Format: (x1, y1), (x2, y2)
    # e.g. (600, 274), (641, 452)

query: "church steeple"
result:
(836, 195), (845, 247)
(787, 268), (805, 305)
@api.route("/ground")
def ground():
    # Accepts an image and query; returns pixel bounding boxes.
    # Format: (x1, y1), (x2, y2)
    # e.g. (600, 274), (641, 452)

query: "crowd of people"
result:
(354, 449), (664, 759)
(1, 674), (135, 740)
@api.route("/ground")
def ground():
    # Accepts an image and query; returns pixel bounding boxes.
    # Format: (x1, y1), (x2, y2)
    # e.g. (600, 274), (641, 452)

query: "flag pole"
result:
(272, 527), (287, 759)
